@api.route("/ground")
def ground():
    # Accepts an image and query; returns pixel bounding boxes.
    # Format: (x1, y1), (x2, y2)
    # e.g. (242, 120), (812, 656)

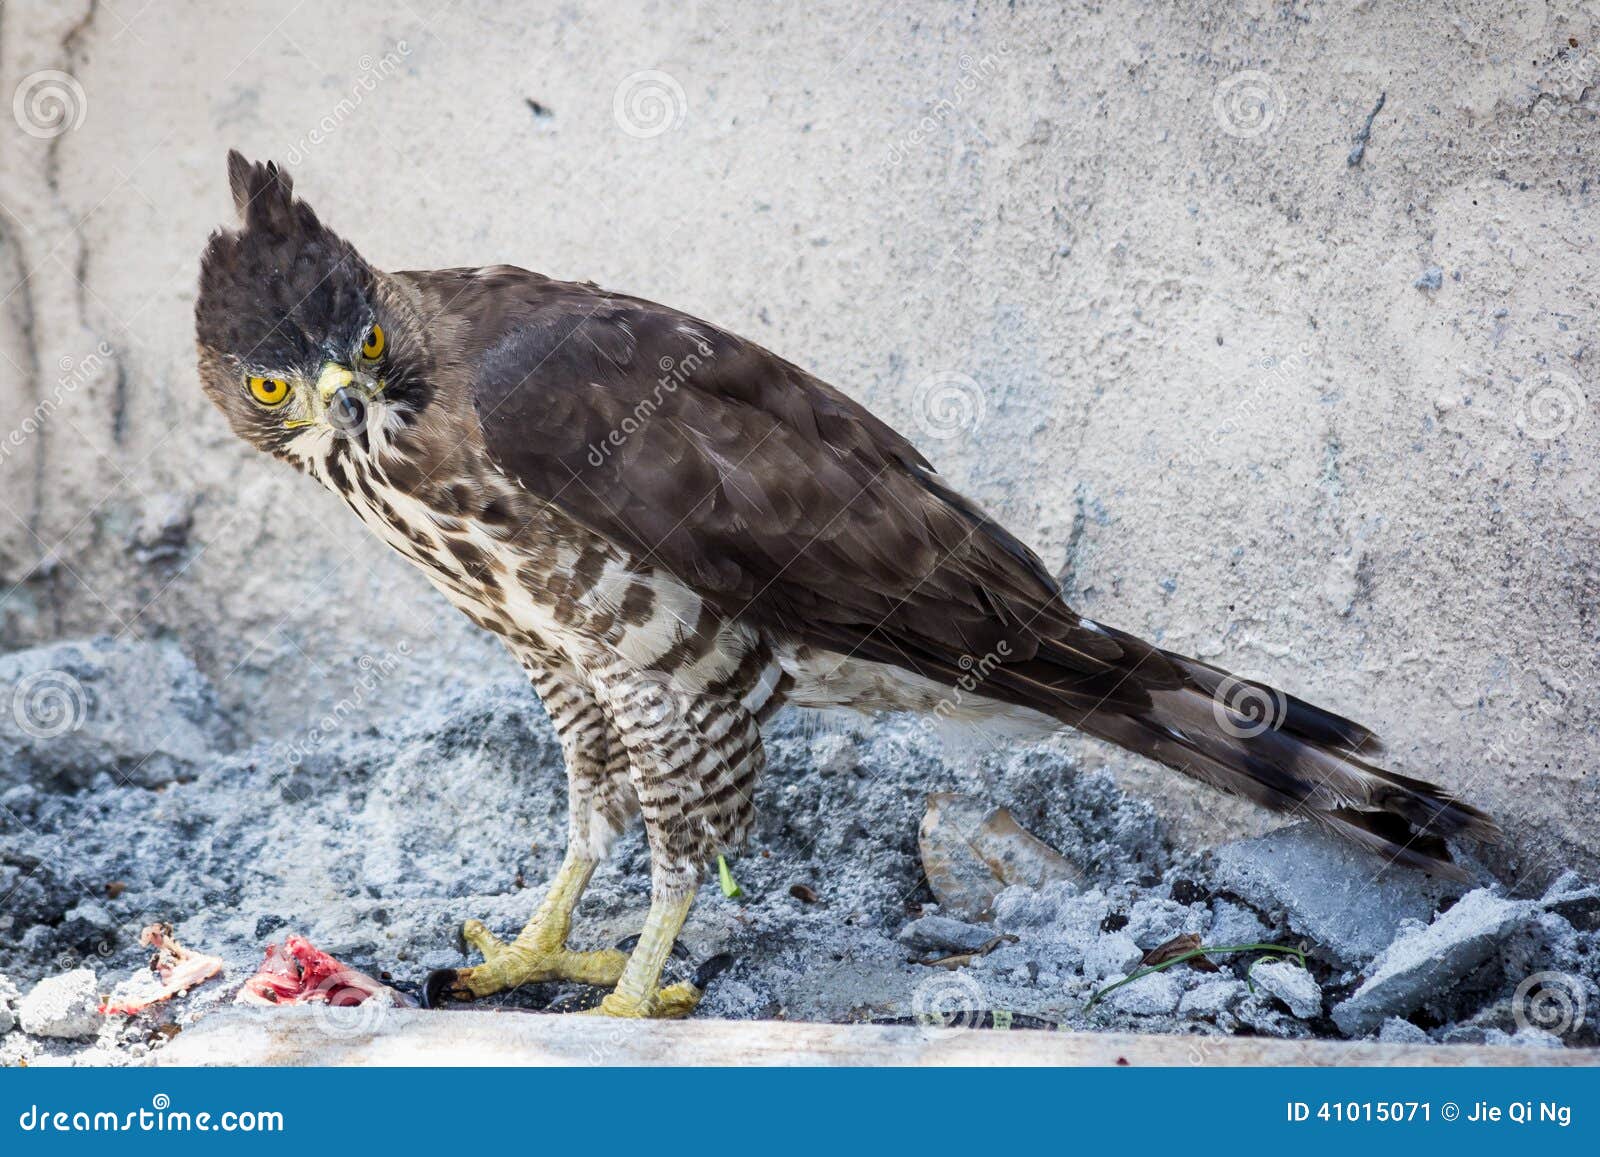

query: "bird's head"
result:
(195, 150), (428, 463)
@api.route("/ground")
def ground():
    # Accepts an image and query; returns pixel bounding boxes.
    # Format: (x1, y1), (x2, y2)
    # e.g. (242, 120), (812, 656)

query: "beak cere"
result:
(315, 362), (368, 435)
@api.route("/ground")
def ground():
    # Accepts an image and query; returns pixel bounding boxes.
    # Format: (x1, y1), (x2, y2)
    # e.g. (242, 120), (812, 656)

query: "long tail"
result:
(1002, 624), (1500, 878)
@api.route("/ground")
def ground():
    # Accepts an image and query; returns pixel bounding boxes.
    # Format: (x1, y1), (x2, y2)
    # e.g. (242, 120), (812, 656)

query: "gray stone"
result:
(0, 638), (232, 790)
(18, 969), (101, 1039)
(1252, 959), (1322, 1019)
(897, 915), (1003, 955)
(1209, 899), (1272, 946)
(1107, 971), (1182, 1015)
(1213, 823), (1452, 965)
(1180, 978), (1247, 1016)
(1123, 896), (1204, 948)
(0, 975), (18, 1034)
(1332, 889), (1536, 1036)
(1083, 931), (1144, 979)
(1413, 265), (1444, 290)
(1377, 1017), (1431, 1045)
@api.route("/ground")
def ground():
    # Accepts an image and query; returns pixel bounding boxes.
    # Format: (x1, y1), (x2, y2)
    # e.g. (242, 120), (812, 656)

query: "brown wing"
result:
(406, 265), (1173, 715)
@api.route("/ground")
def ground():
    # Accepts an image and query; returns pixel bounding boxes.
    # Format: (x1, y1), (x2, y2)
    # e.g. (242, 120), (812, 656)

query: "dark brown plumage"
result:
(195, 153), (1497, 1016)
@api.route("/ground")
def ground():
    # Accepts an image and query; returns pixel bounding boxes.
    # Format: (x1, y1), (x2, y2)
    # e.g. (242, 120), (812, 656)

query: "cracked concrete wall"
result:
(0, 1), (1595, 883)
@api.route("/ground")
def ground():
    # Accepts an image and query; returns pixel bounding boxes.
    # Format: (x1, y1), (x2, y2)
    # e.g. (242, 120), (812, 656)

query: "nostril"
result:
(328, 387), (367, 434)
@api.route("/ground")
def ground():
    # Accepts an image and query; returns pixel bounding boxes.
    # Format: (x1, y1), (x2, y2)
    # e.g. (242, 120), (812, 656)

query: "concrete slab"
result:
(153, 1008), (1600, 1067)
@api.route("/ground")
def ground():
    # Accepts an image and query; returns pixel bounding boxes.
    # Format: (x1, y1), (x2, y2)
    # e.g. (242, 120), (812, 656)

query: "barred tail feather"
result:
(1055, 644), (1500, 879)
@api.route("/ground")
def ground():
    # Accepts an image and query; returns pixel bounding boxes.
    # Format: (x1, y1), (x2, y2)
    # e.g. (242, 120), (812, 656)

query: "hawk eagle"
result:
(195, 153), (1497, 1018)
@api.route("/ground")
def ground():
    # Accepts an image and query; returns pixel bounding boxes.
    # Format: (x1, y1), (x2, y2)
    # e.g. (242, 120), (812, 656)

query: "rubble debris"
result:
(1332, 889), (1537, 1036)
(1180, 977), (1247, 1017)
(1212, 822), (1450, 964)
(1107, 971), (1181, 1015)
(102, 924), (224, 1016)
(18, 968), (101, 1039)
(898, 915), (1009, 955)
(0, 638), (233, 791)
(1377, 1017), (1431, 1045)
(1083, 931), (1144, 979)
(235, 935), (413, 1009)
(0, 975), (18, 1034)
(1413, 266), (1444, 291)
(1252, 958), (1322, 1019)
(918, 793), (1084, 920)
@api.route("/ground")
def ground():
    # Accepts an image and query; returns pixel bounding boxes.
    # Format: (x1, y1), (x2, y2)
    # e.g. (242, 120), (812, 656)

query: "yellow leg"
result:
(425, 851), (627, 1004)
(590, 891), (705, 1019)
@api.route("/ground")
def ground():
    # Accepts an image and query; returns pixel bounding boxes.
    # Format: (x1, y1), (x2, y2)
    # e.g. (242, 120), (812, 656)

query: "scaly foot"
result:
(584, 953), (734, 1019)
(422, 919), (628, 1005)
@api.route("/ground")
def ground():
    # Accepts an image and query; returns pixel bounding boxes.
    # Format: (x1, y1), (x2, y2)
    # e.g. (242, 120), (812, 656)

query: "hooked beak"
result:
(314, 362), (371, 434)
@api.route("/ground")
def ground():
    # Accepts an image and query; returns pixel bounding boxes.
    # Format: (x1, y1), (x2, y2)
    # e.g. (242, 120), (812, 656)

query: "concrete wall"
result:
(0, 0), (1595, 882)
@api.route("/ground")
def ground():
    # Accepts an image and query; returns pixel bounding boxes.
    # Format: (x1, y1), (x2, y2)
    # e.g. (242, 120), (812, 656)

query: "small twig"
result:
(1086, 942), (1308, 1011)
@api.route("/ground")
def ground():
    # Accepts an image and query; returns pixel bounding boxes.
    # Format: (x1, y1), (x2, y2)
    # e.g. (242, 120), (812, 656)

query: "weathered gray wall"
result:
(0, 1), (1595, 881)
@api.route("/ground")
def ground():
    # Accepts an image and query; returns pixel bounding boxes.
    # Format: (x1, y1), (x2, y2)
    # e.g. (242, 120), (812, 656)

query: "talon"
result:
(421, 968), (470, 1009)
(614, 933), (690, 960)
(692, 952), (734, 990)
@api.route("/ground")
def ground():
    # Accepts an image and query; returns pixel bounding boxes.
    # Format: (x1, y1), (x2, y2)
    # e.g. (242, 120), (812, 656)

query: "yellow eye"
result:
(247, 376), (291, 407)
(361, 323), (385, 360)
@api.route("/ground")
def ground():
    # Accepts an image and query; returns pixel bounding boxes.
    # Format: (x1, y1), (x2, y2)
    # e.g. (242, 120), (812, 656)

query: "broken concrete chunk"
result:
(18, 968), (101, 1039)
(1208, 899), (1272, 946)
(1252, 959), (1322, 1019)
(1377, 1017), (1432, 1045)
(1107, 970), (1182, 1015)
(1180, 977), (1247, 1016)
(0, 638), (232, 790)
(1331, 889), (1536, 1037)
(1083, 931), (1144, 980)
(1213, 822), (1452, 965)
(0, 975), (18, 1034)
(897, 915), (1003, 955)
(918, 793), (1083, 921)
